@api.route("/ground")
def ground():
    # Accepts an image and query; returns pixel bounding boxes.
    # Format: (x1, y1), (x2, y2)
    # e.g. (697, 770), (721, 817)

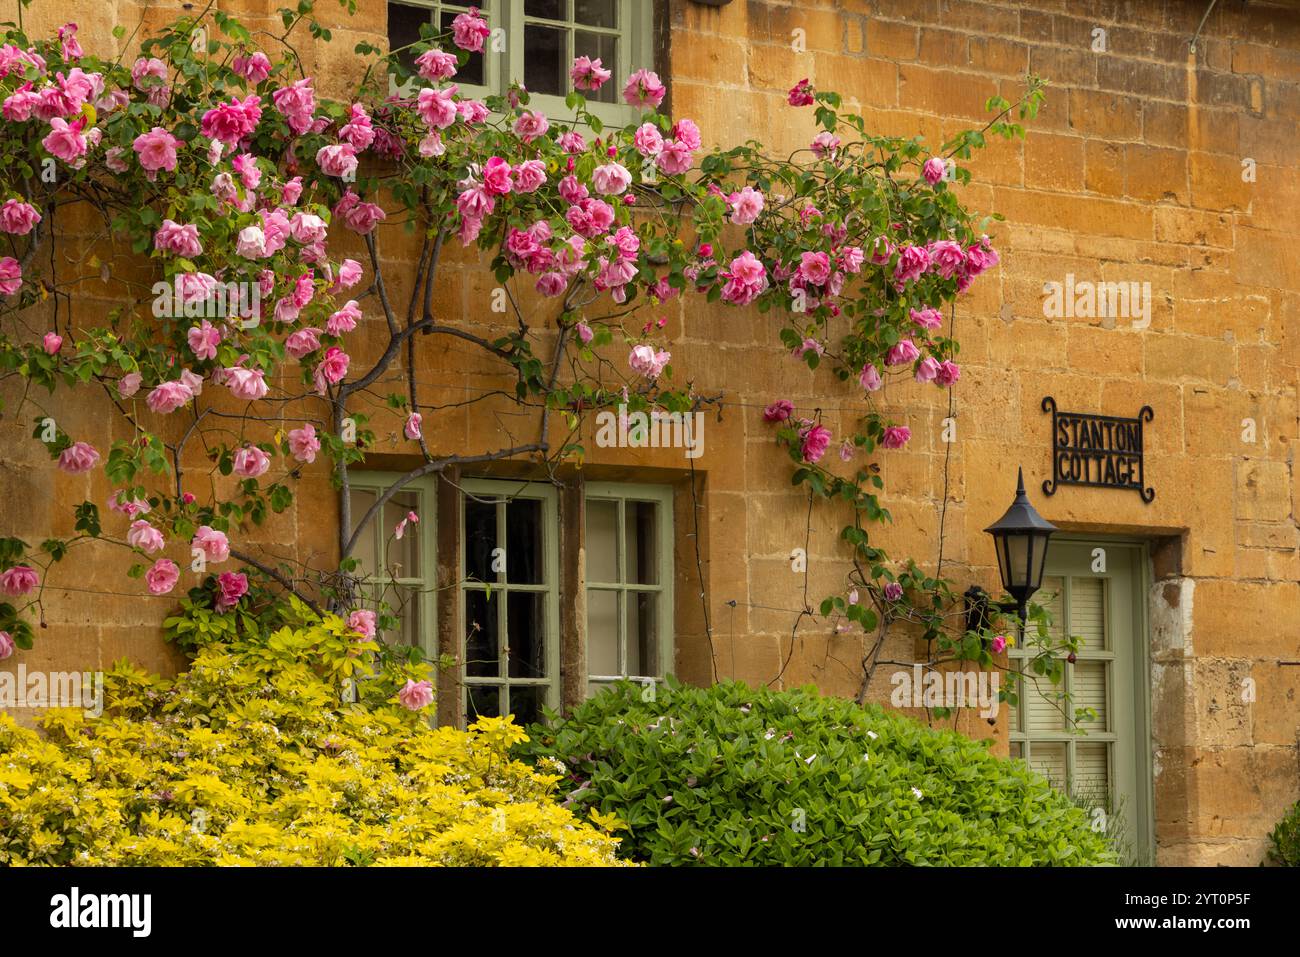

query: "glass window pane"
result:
(507, 591), (546, 678)
(383, 490), (421, 578)
(525, 0), (565, 18)
(574, 0), (616, 28)
(388, 3), (431, 73)
(349, 488), (378, 578)
(507, 685), (543, 726)
(586, 499), (618, 582)
(626, 591), (657, 677)
(468, 684), (501, 720)
(440, 10), (485, 85)
(625, 500), (658, 584)
(394, 589), (420, 647)
(573, 31), (618, 102)
(464, 588), (499, 677)
(464, 497), (497, 582)
(523, 24), (567, 95)
(506, 498), (543, 584)
(587, 680), (611, 699)
(1029, 742), (1066, 791)
(587, 588), (619, 675)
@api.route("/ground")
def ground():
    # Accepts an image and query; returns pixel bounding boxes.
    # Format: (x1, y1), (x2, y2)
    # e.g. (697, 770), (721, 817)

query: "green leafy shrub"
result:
(520, 679), (1116, 866)
(1267, 800), (1300, 865)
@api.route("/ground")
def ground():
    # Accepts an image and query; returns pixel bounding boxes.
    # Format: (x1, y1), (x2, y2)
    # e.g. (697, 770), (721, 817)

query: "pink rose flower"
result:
(923, 156), (946, 184)
(316, 142), (358, 179)
(192, 526), (230, 564)
(214, 571), (249, 612)
(511, 159), (546, 193)
(886, 339), (920, 366)
(271, 78), (316, 135)
(233, 52), (271, 84)
(58, 441), (99, 474)
(127, 519), (165, 554)
(928, 239), (966, 280)
(859, 364), (882, 392)
(200, 94), (262, 145)
(571, 55), (612, 91)
(0, 257), (20, 296)
(132, 126), (180, 172)
(0, 199), (40, 235)
(628, 344), (670, 379)
(118, 372), (142, 398)
(811, 130), (841, 158)
(881, 425), (911, 449)
(42, 332), (62, 354)
(893, 245), (930, 284)
(911, 306), (944, 330)
(884, 582), (904, 601)
(797, 250), (832, 286)
(728, 186), (764, 225)
(633, 123), (664, 157)
(481, 155), (513, 195)
(327, 300), (361, 336)
(313, 346), (350, 394)
(145, 558), (180, 596)
(936, 360), (961, 387)
(339, 103), (375, 150)
(915, 356), (940, 384)
(404, 412), (423, 440)
(0, 566), (39, 596)
(0, 631), (13, 660)
(763, 400), (794, 423)
(348, 609), (376, 639)
(398, 678), (435, 710)
(415, 47), (459, 81)
(285, 327), (322, 360)
(592, 161), (632, 195)
(990, 634), (1008, 654)
(655, 140), (693, 175)
(225, 366), (268, 401)
(788, 78), (815, 106)
(575, 321), (594, 344)
(287, 424), (320, 463)
(154, 219), (203, 258)
(451, 6), (491, 52)
(800, 424), (832, 463)
(513, 110), (549, 143)
(233, 445), (270, 478)
(623, 68), (666, 108)
(42, 116), (88, 164)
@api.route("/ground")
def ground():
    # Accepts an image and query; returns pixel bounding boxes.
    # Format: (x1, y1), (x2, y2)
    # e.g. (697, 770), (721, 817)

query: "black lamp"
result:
(983, 467), (1057, 624)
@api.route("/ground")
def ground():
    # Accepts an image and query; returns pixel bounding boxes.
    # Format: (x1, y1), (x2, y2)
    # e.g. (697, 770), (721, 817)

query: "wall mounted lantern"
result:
(982, 467), (1057, 626)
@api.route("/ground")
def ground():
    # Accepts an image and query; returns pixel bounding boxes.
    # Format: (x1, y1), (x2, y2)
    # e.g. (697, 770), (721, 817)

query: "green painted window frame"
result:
(1008, 537), (1153, 863)
(584, 481), (674, 693)
(385, 0), (653, 127)
(458, 477), (562, 722)
(346, 471), (439, 661)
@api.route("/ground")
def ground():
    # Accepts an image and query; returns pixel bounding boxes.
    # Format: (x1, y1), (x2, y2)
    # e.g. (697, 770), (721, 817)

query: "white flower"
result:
(911, 786), (923, 799)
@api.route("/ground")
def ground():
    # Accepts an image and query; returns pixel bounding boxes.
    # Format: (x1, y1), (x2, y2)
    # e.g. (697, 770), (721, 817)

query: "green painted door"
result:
(1007, 539), (1153, 863)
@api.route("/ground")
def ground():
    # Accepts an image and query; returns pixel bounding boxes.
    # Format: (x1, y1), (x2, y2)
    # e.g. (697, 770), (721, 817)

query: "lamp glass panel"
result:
(1004, 532), (1031, 589)
(1028, 532), (1052, 590)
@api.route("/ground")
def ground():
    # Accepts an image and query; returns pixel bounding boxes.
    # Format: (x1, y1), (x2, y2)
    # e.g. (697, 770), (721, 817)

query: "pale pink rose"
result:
(398, 678), (434, 710)
(187, 320), (222, 360)
(132, 126), (180, 172)
(285, 326), (322, 359)
(811, 130), (841, 159)
(655, 140), (693, 175)
(911, 306), (944, 330)
(281, 176), (304, 205)
(592, 162), (632, 195)
(728, 186), (764, 225)
(234, 225), (266, 259)
(628, 344), (670, 379)
(928, 239), (966, 280)
(797, 250), (832, 285)
(881, 425), (911, 449)
(0, 631), (13, 660)
(58, 441), (99, 474)
(225, 366), (268, 400)
(233, 445), (270, 478)
(145, 558), (180, 595)
(721, 250), (767, 306)
(417, 85), (458, 129)
(333, 191), (385, 234)
(232, 52), (271, 84)
(0, 256), (20, 295)
(511, 159), (546, 193)
(41, 117), (87, 164)
(415, 47), (458, 81)
(0, 566), (39, 596)
(859, 364), (882, 392)
(633, 123), (664, 157)
(536, 272), (567, 297)
(575, 321), (594, 344)
(192, 526), (230, 564)
(404, 412), (423, 440)
(127, 519), (165, 554)
(915, 356), (940, 384)
(451, 6), (491, 52)
(558, 131), (586, 154)
(145, 379), (191, 414)
(271, 78), (316, 135)
(673, 118), (701, 150)
(313, 346), (349, 394)
(327, 300), (361, 336)
(800, 424), (832, 463)
(118, 372), (142, 398)
(417, 132), (445, 158)
(936, 360), (961, 387)
(179, 369), (203, 397)
(287, 424), (320, 463)
(513, 110), (549, 143)
(886, 339), (920, 366)
(923, 156), (946, 184)
(348, 609), (376, 639)
(42, 332), (62, 354)
(316, 142), (357, 179)
(623, 68), (666, 108)
(215, 571), (248, 612)
(339, 103), (374, 150)
(153, 219), (202, 258)
(337, 260), (363, 288)
(571, 55), (612, 91)
(839, 440), (854, 462)
(0, 199), (41, 235)
(289, 212), (327, 245)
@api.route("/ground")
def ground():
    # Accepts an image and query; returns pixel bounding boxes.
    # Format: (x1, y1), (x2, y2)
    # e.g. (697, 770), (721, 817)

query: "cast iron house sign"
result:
(1041, 396), (1154, 503)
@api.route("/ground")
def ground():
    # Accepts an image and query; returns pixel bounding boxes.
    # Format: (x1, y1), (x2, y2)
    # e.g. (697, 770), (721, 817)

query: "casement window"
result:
(346, 472), (438, 657)
(385, 0), (655, 126)
(584, 482), (673, 696)
(459, 477), (561, 726)
(1007, 540), (1152, 861)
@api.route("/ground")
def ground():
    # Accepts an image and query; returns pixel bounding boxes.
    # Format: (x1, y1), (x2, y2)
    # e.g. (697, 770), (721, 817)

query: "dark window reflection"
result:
(464, 497), (497, 582)
(509, 686), (543, 726)
(507, 591), (546, 678)
(506, 498), (543, 583)
(464, 588), (499, 677)
(523, 24), (566, 95)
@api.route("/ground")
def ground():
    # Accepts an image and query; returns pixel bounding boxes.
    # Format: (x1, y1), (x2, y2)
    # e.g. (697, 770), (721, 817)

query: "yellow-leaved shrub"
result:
(0, 602), (627, 866)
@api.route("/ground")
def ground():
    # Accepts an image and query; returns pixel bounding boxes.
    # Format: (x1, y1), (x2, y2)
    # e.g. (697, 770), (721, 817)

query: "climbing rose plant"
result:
(0, 3), (1077, 722)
